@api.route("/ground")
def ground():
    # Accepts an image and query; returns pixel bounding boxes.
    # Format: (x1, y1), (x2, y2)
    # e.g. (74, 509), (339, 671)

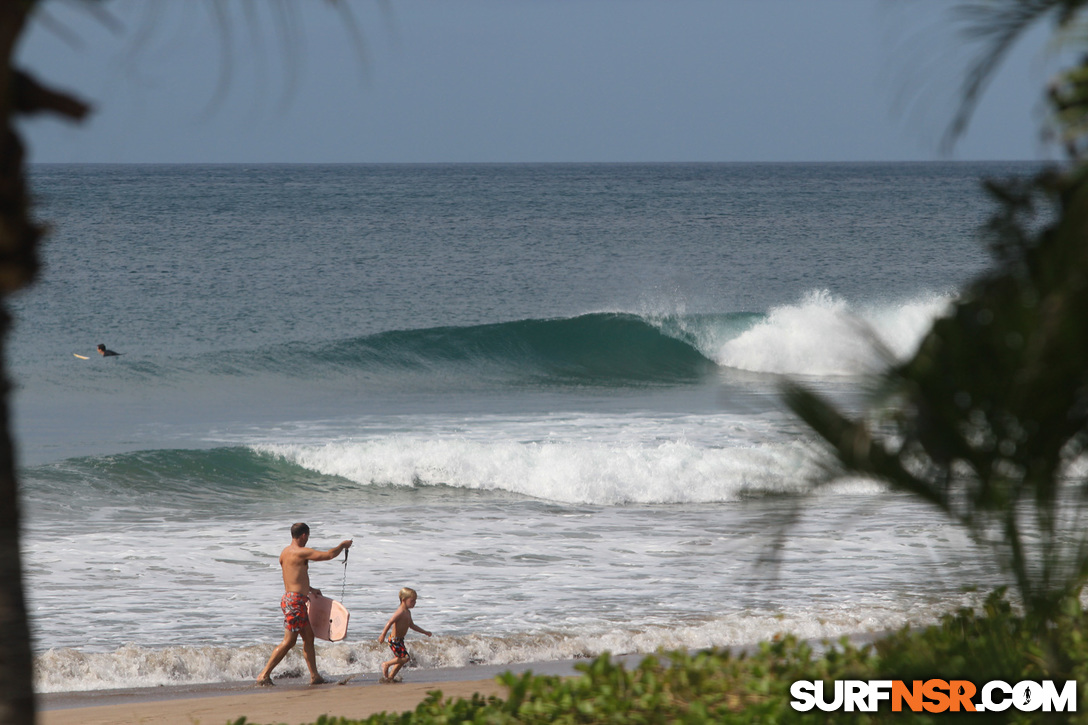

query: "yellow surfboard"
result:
(73, 353), (89, 360)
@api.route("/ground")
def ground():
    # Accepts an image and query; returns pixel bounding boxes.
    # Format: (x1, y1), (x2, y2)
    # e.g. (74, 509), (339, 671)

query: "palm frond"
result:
(944, 0), (1070, 151)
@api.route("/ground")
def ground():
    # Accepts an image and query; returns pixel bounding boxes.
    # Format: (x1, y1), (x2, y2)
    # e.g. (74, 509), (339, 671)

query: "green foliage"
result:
(231, 591), (1088, 724)
(876, 590), (1042, 686)
(868, 589), (1088, 724)
(783, 26), (1088, 625)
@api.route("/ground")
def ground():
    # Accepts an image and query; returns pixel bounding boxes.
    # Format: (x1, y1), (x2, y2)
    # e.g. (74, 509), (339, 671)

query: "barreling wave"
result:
(34, 294), (954, 393)
(28, 313), (731, 391)
(221, 293), (950, 381)
(290, 291), (947, 383)
(105, 312), (724, 388)
(306, 313), (720, 385)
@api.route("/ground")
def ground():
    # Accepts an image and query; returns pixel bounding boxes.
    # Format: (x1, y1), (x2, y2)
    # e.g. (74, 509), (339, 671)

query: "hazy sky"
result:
(16, 0), (1059, 163)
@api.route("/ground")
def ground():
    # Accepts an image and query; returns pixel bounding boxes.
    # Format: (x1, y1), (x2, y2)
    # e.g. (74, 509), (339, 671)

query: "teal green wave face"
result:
(315, 313), (721, 385)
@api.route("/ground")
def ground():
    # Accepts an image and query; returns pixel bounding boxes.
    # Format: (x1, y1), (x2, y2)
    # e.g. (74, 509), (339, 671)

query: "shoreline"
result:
(39, 656), (592, 710)
(36, 634), (891, 724)
(36, 657), (606, 725)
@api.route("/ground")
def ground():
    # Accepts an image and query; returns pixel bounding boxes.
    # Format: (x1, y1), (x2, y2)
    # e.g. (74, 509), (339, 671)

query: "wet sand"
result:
(39, 678), (506, 725)
(37, 659), (590, 725)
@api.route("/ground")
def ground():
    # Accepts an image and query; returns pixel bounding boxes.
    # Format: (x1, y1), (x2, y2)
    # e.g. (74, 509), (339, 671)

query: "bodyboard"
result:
(307, 593), (349, 641)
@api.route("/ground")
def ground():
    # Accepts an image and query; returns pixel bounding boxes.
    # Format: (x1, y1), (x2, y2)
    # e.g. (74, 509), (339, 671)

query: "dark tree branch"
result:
(11, 70), (90, 120)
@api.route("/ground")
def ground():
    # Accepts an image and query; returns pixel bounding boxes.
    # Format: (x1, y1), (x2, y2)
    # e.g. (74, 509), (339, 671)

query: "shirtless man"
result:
(256, 523), (352, 686)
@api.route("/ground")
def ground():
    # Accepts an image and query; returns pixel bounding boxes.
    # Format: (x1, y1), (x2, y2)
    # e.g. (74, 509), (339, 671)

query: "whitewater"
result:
(13, 162), (1019, 692)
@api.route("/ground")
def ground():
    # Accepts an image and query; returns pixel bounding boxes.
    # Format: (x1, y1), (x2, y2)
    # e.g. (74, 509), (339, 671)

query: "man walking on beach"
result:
(256, 523), (352, 686)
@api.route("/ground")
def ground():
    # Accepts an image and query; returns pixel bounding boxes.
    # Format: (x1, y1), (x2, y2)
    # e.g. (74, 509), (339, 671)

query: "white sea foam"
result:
(253, 436), (835, 505)
(34, 643), (273, 693)
(714, 290), (953, 376)
(32, 599), (975, 693)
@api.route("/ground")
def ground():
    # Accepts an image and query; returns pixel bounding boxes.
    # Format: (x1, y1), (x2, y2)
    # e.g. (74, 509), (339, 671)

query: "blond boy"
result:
(378, 587), (432, 682)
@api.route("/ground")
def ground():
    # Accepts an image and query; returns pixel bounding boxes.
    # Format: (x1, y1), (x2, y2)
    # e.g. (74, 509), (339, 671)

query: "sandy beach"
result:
(39, 678), (506, 725)
(37, 659), (588, 725)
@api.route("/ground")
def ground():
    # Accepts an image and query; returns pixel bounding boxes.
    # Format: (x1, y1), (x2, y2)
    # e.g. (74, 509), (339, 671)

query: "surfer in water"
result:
(96, 344), (120, 357)
(256, 523), (352, 686)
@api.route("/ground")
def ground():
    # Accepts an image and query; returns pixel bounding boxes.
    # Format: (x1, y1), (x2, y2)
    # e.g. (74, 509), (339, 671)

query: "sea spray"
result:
(715, 290), (952, 376)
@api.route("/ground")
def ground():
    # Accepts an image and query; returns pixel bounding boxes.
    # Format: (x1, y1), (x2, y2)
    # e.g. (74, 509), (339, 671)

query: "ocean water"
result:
(12, 162), (1022, 693)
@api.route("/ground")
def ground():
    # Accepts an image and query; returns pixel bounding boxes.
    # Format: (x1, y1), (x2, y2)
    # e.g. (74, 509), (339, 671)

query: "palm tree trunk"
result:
(0, 314), (34, 724)
(0, 2), (57, 721)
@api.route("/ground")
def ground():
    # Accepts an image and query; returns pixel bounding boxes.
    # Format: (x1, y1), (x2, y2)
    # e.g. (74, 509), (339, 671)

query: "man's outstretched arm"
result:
(304, 539), (353, 561)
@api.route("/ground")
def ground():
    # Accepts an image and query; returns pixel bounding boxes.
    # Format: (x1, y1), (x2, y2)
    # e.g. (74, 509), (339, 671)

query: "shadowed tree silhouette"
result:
(0, 1), (367, 721)
(785, 0), (1088, 630)
(0, 5), (90, 721)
